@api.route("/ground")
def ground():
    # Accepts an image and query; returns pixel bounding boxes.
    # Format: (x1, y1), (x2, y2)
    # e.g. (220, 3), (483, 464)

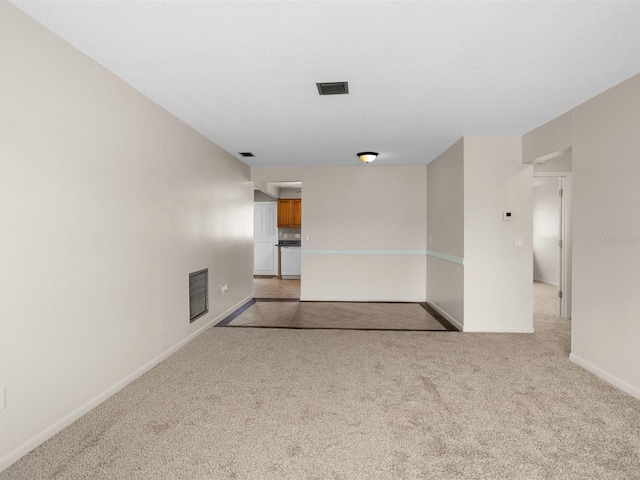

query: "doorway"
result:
(253, 182), (302, 299)
(254, 200), (278, 277)
(532, 152), (572, 319)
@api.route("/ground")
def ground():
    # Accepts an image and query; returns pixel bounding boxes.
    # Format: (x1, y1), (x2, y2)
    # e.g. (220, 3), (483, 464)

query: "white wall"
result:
(533, 150), (572, 173)
(463, 137), (534, 333)
(522, 112), (572, 164)
(252, 166), (427, 302)
(426, 139), (464, 328)
(570, 74), (640, 398)
(0, 3), (254, 470)
(279, 188), (302, 199)
(254, 190), (276, 202)
(533, 178), (560, 285)
(254, 181), (280, 199)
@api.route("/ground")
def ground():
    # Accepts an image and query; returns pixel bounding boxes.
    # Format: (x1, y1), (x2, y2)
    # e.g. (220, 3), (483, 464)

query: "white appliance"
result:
(281, 246), (301, 278)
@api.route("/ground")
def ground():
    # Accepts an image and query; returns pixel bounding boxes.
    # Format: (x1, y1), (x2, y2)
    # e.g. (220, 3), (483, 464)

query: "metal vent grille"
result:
(316, 82), (349, 95)
(189, 269), (208, 323)
(238, 152), (255, 157)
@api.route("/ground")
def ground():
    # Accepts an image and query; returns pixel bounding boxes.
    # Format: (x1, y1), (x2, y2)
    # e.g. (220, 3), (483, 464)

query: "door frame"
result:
(533, 171), (572, 318)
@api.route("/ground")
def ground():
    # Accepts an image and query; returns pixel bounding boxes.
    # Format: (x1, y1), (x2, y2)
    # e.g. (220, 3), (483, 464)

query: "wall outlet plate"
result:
(503, 211), (514, 221)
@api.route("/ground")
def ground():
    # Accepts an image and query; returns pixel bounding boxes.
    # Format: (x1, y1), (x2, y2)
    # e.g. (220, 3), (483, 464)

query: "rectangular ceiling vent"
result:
(238, 152), (255, 157)
(316, 82), (349, 95)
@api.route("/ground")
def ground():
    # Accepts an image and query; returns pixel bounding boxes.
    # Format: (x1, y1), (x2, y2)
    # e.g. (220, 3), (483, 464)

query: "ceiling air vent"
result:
(238, 152), (255, 157)
(316, 82), (349, 95)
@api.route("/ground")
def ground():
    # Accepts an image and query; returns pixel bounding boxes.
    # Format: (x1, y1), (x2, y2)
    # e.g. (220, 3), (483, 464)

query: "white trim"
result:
(253, 185), (278, 200)
(531, 146), (572, 165)
(533, 171), (572, 177)
(301, 297), (427, 303)
(533, 278), (559, 287)
(570, 353), (640, 401)
(302, 249), (427, 255)
(426, 250), (464, 266)
(0, 295), (253, 474)
(426, 299), (464, 332)
(464, 327), (535, 333)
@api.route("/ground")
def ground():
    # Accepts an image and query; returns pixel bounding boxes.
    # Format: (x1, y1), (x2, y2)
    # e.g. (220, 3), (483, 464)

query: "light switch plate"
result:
(515, 236), (524, 247)
(503, 211), (514, 221)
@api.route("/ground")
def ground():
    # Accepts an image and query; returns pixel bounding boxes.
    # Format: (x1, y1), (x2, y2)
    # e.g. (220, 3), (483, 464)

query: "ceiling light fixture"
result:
(357, 152), (378, 164)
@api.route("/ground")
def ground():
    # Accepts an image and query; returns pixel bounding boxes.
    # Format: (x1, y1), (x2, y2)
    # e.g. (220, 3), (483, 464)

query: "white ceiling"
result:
(12, 1), (640, 167)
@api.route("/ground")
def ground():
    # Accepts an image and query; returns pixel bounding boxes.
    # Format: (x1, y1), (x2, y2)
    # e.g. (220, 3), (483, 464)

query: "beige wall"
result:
(426, 137), (533, 332)
(522, 112), (572, 164)
(464, 137), (534, 332)
(254, 190), (276, 202)
(570, 74), (640, 398)
(426, 139), (464, 327)
(0, 3), (253, 469)
(279, 188), (302, 199)
(533, 150), (572, 173)
(252, 166), (427, 302)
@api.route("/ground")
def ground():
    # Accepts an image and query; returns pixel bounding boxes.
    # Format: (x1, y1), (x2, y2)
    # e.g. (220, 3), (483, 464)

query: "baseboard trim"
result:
(533, 278), (559, 287)
(0, 294), (253, 474)
(464, 327), (535, 333)
(569, 353), (640, 401)
(425, 299), (464, 332)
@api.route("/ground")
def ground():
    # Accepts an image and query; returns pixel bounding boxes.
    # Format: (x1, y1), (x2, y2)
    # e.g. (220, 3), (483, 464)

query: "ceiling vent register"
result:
(316, 82), (349, 95)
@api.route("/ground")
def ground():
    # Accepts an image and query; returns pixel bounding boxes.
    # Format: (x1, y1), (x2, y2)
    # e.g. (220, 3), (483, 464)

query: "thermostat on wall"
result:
(503, 211), (513, 221)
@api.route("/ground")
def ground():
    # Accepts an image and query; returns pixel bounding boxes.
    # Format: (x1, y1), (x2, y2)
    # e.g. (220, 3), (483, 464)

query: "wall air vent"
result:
(238, 152), (255, 157)
(189, 269), (208, 323)
(316, 82), (349, 95)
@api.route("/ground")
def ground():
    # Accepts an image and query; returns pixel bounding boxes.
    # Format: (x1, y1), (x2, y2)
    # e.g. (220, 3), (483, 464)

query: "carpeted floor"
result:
(2, 282), (639, 479)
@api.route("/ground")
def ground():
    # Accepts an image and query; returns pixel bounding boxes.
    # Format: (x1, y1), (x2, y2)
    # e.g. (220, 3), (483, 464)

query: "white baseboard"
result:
(464, 327), (535, 333)
(0, 295), (253, 474)
(425, 299), (464, 332)
(533, 278), (559, 287)
(569, 353), (640, 401)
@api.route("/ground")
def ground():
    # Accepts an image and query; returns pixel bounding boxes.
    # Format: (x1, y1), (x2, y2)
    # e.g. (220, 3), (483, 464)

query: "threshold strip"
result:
(216, 299), (459, 332)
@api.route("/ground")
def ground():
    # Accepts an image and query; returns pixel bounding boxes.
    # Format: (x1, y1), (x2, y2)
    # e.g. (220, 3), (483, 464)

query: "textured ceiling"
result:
(12, 1), (640, 167)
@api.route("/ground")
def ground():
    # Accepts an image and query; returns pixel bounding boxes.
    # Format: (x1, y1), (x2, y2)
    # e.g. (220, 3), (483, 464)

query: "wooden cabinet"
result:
(277, 199), (302, 227)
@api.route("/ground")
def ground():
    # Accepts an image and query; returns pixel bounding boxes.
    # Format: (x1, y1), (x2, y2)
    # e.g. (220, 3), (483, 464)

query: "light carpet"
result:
(2, 282), (639, 479)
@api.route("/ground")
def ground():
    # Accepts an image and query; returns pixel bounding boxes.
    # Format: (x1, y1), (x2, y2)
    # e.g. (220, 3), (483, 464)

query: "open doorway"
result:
(532, 151), (572, 319)
(253, 181), (302, 299)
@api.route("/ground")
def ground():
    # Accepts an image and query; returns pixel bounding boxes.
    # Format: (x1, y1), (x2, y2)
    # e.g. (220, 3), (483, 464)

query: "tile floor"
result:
(254, 277), (300, 299)
(226, 301), (447, 331)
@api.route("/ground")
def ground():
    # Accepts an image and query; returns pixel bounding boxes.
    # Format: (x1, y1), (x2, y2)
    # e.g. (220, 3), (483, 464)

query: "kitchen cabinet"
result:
(277, 199), (302, 227)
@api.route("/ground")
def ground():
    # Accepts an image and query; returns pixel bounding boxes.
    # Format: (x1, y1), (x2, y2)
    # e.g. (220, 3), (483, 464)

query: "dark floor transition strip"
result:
(215, 299), (255, 327)
(420, 303), (459, 331)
